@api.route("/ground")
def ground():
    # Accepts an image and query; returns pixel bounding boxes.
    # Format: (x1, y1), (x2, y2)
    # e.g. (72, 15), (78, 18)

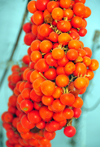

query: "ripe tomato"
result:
(24, 33), (36, 46)
(30, 70), (41, 83)
(79, 87), (87, 94)
(36, 0), (49, 11)
(63, 108), (74, 119)
(38, 24), (52, 37)
(20, 100), (34, 113)
(75, 0), (86, 3)
(46, 121), (60, 132)
(57, 55), (69, 66)
(49, 32), (58, 42)
(46, 53), (57, 67)
(36, 120), (46, 129)
(52, 87), (63, 99)
(21, 115), (35, 129)
(73, 63), (87, 76)
(59, 119), (67, 128)
(74, 77), (87, 89)
(6, 129), (15, 139)
(52, 7), (64, 20)
(72, 96), (83, 108)
(64, 126), (76, 137)
(73, 2), (85, 17)
(69, 31), (80, 40)
(21, 88), (31, 99)
(23, 22), (32, 33)
(39, 138), (51, 146)
(3, 122), (12, 130)
(56, 66), (66, 75)
(34, 58), (49, 72)
(27, 1), (37, 13)
(51, 99), (65, 112)
(44, 68), (57, 80)
(83, 47), (92, 58)
(42, 95), (54, 106)
(17, 122), (29, 133)
(33, 102), (43, 110)
(32, 77), (45, 93)
(28, 110), (41, 124)
(71, 16), (82, 28)
(43, 9), (50, 18)
(60, 0), (71, 9)
(31, 11), (44, 25)
(44, 130), (56, 140)
(66, 49), (78, 61)
(83, 56), (91, 66)
(32, 24), (38, 36)
(84, 6), (91, 18)
(21, 132), (33, 140)
(78, 27), (87, 37)
(65, 62), (75, 75)
(73, 108), (82, 118)
(47, 1), (59, 13)
(37, 33), (45, 41)
(39, 106), (53, 122)
(78, 49), (86, 57)
(60, 93), (75, 106)
(31, 51), (42, 63)
(23, 68), (30, 81)
(53, 111), (66, 122)
(63, 9), (74, 20)
(89, 59), (99, 71)
(41, 80), (55, 96)
(9, 95), (17, 106)
(56, 74), (69, 87)
(86, 69), (94, 80)
(22, 55), (30, 65)
(52, 48), (65, 60)
(30, 89), (41, 102)
(29, 138), (39, 146)
(58, 33), (71, 45)
(68, 40), (81, 50)
(31, 40), (41, 51)
(57, 20), (71, 32)
(40, 40), (53, 53)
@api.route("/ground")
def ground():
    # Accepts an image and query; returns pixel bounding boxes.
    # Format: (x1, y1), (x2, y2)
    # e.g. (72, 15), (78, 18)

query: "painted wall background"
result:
(0, 0), (100, 147)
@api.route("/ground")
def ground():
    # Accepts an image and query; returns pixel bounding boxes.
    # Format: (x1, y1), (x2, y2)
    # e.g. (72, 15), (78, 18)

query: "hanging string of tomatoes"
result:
(1, 0), (99, 147)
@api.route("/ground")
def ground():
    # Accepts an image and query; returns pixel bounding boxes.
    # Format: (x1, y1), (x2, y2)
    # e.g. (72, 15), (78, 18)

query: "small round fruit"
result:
(56, 74), (69, 87)
(52, 7), (64, 20)
(64, 126), (76, 137)
(52, 48), (65, 60)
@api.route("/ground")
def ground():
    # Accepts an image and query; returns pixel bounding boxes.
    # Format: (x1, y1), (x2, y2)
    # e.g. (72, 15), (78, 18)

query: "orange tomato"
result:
(39, 106), (53, 122)
(41, 80), (55, 96)
(74, 77), (87, 89)
(89, 59), (99, 71)
(65, 62), (75, 75)
(52, 48), (65, 60)
(52, 7), (64, 20)
(56, 74), (69, 87)
(60, 0), (71, 9)
(72, 96), (83, 108)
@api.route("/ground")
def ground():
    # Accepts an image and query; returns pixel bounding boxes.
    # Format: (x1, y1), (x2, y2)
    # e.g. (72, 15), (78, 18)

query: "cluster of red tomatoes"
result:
(1, 0), (99, 147)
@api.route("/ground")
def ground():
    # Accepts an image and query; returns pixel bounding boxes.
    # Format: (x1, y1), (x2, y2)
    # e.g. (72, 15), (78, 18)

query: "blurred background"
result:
(0, 0), (100, 147)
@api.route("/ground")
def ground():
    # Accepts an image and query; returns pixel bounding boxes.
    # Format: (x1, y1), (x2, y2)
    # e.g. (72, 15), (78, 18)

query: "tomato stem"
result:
(39, 72), (47, 80)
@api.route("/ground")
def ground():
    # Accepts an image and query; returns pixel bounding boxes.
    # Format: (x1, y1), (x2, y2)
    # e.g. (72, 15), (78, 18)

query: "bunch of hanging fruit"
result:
(1, 0), (99, 147)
